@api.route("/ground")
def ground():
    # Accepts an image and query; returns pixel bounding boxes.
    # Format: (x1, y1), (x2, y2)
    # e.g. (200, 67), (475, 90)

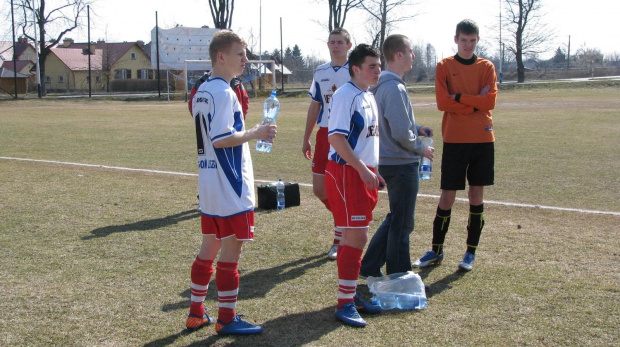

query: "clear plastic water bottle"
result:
(367, 271), (427, 310)
(256, 90), (280, 153)
(276, 179), (285, 210)
(419, 130), (433, 180)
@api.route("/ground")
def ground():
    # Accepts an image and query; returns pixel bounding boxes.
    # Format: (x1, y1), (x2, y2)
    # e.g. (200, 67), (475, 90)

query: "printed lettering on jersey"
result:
(367, 124), (378, 138)
(198, 159), (218, 169)
(195, 97), (209, 104)
(320, 78), (330, 82)
(351, 215), (367, 221)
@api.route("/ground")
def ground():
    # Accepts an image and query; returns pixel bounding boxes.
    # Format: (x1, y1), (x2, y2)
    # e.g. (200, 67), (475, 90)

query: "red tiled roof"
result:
(1, 60), (33, 72)
(0, 41), (34, 61)
(56, 42), (143, 66)
(51, 48), (103, 70)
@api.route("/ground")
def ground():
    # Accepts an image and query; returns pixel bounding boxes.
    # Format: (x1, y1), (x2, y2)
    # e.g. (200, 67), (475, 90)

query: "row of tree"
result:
(9, 0), (618, 96)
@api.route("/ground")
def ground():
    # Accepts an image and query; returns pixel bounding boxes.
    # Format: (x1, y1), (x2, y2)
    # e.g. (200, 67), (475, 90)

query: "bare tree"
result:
(314, 0), (363, 32)
(576, 44), (603, 71)
(359, 0), (418, 67)
(209, 0), (235, 29)
(502, 0), (553, 82)
(13, 0), (93, 95)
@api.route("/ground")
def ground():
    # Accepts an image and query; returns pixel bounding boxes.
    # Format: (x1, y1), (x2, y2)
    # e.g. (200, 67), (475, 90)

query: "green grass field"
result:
(1, 85), (619, 346)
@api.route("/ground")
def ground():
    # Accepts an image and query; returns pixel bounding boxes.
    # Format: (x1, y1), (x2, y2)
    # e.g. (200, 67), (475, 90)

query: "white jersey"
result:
(328, 81), (380, 167)
(308, 62), (350, 128)
(192, 77), (255, 217)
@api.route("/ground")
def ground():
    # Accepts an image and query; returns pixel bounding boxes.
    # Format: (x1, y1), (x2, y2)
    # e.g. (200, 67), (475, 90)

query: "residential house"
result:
(245, 52), (292, 90)
(0, 67), (29, 95)
(54, 38), (155, 92)
(0, 38), (38, 92)
(46, 47), (103, 92)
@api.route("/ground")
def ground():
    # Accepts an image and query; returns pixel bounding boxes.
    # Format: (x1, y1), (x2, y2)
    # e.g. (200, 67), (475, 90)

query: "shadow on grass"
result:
(144, 306), (342, 347)
(82, 209), (200, 240)
(162, 254), (328, 312)
(417, 266), (467, 298)
(150, 255), (336, 346)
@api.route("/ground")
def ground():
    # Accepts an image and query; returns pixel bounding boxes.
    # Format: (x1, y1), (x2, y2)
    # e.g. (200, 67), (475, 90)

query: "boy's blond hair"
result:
(209, 30), (247, 63)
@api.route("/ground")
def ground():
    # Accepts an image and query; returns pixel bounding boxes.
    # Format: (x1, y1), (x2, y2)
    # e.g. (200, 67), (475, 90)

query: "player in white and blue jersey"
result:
(302, 28), (352, 260)
(186, 30), (276, 336)
(324, 44), (385, 328)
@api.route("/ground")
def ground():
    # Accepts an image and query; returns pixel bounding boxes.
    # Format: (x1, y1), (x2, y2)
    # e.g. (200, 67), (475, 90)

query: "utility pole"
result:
(32, 0), (41, 97)
(566, 35), (571, 70)
(498, 0), (503, 83)
(11, 0), (18, 99)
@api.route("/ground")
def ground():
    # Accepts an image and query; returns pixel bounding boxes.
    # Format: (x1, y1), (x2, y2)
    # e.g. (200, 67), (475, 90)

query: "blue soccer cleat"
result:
(354, 294), (382, 314)
(413, 250), (444, 268)
(458, 252), (475, 271)
(335, 302), (367, 327)
(215, 315), (263, 335)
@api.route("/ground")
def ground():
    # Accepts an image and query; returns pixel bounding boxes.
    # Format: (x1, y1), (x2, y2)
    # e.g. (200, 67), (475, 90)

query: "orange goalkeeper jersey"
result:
(435, 54), (497, 143)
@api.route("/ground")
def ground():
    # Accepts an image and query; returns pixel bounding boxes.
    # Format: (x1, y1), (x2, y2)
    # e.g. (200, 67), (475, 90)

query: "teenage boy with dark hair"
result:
(325, 43), (385, 327)
(413, 19), (497, 272)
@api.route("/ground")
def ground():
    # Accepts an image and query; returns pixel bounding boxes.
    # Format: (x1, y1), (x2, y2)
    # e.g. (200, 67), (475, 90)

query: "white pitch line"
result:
(2, 156), (619, 216)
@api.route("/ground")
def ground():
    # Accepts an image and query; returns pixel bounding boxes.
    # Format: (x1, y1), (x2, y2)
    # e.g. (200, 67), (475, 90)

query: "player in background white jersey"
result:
(186, 30), (276, 335)
(325, 44), (385, 328)
(302, 28), (352, 260)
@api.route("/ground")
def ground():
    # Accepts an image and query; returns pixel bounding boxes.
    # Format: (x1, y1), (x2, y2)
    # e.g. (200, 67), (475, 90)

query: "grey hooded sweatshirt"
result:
(369, 70), (427, 166)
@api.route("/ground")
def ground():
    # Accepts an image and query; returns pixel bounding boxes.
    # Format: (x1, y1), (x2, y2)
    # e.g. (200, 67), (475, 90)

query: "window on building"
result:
(45, 76), (51, 83)
(95, 75), (101, 83)
(131, 52), (136, 60)
(114, 69), (131, 79)
(58, 76), (64, 83)
(137, 69), (153, 79)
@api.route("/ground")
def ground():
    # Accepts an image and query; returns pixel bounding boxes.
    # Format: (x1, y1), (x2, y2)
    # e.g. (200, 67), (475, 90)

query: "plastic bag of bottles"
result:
(366, 271), (427, 310)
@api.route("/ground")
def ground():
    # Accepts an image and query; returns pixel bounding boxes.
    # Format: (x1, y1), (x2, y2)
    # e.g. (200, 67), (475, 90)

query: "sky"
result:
(3, 0), (618, 61)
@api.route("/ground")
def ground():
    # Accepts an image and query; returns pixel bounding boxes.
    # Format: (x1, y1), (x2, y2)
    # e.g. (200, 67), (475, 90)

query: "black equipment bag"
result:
(257, 182), (300, 209)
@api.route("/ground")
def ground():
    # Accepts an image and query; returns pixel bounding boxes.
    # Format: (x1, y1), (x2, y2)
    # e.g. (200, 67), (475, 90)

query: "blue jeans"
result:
(361, 163), (419, 276)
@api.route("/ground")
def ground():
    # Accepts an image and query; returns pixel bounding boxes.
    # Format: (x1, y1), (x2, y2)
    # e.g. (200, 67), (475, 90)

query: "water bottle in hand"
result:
(419, 130), (433, 180)
(256, 90), (280, 153)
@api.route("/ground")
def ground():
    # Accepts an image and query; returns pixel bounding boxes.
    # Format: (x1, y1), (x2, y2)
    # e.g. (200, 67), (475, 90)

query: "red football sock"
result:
(216, 261), (239, 324)
(189, 256), (214, 317)
(337, 245), (363, 309)
(333, 227), (342, 245)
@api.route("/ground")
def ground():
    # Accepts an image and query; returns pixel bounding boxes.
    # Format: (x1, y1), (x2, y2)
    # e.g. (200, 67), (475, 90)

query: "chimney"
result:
(63, 38), (74, 47)
(18, 37), (29, 44)
(137, 40), (145, 47)
(97, 39), (105, 45)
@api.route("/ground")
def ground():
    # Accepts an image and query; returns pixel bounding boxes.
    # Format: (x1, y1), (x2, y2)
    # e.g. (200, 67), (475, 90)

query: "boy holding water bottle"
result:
(187, 30), (276, 335)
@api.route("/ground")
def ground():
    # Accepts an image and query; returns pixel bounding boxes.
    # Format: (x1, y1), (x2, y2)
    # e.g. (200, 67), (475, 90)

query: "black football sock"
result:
(466, 204), (484, 255)
(432, 207), (451, 255)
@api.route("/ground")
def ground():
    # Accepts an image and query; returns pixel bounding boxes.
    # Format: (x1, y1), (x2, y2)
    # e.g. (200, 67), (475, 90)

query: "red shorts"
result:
(324, 161), (379, 228)
(312, 127), (330, 175)
(201, 211), (255, 241)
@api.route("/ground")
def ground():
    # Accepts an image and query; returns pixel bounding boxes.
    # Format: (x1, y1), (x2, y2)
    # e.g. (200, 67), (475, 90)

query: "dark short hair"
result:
(329, 28), (351, 44)
(209, 30), (246, 62)
(348, 44), (380, 77)
(456, 19), (479, 37)
(382, 34), (410, 62)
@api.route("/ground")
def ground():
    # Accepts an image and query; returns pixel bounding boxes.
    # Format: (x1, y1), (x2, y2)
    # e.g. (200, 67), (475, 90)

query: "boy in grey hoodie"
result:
(360, 34), (434, 276)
